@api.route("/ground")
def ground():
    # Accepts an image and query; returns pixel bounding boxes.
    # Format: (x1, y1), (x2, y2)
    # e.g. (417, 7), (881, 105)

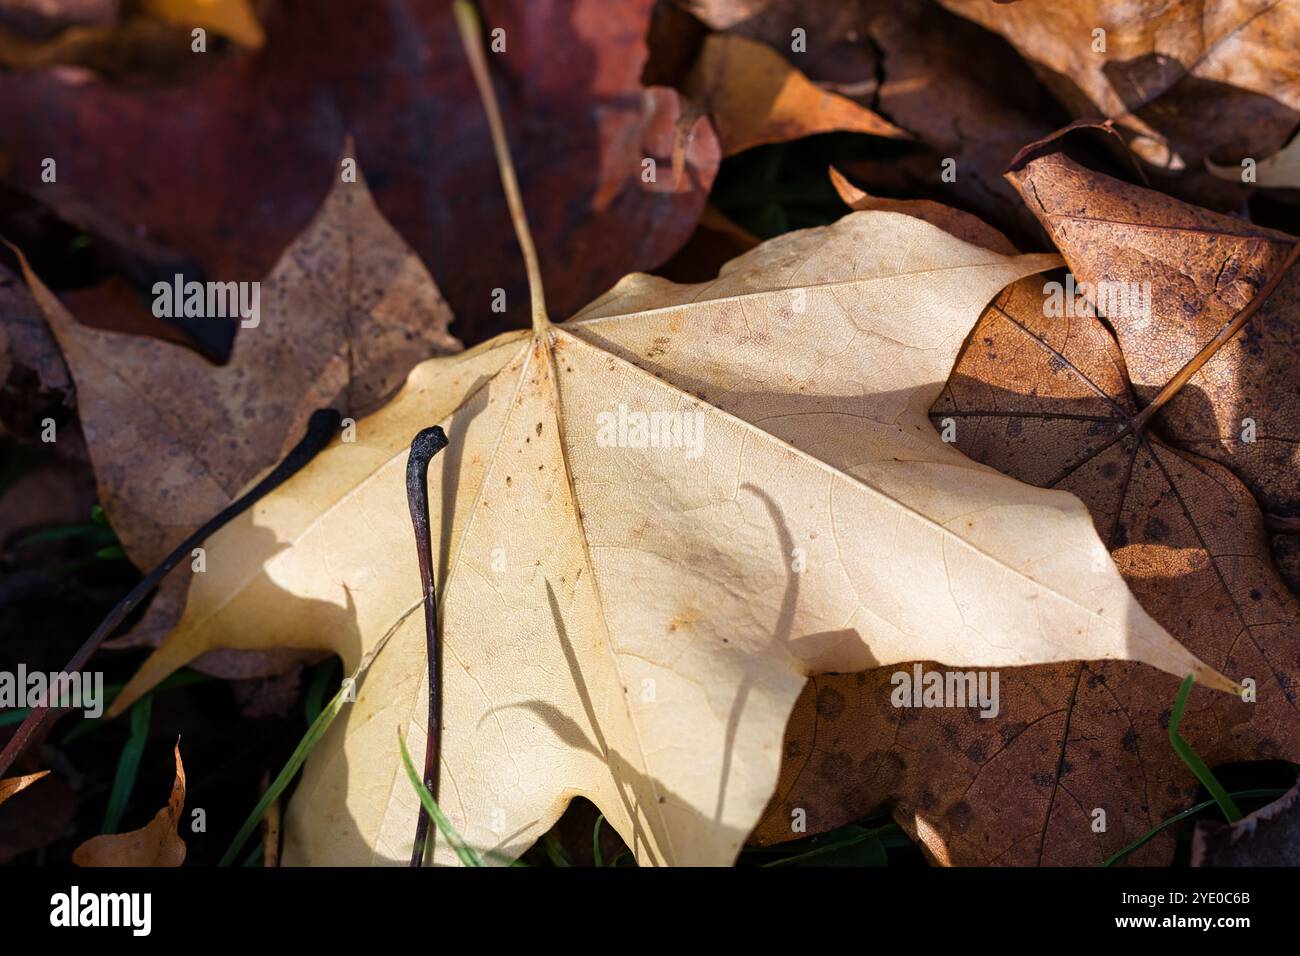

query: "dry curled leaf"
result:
(0, 768), (73, 863)
(683, 32), (907, 156)
(17, 148), (461, 667)
(830, 166), (1018, 255)
(937, 0), (1300, 191)
(73, 741), (186, 867)
(677, 0), (1062, 243)
(1208, 130), (1300, 193)
(104, 208), (1247, 866)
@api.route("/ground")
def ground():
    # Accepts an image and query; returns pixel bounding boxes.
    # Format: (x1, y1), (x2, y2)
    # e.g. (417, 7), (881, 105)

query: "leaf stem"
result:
(1129, 241), (1300, 436)
(453, 0), (551, 334)
(405, 426), (450, 866)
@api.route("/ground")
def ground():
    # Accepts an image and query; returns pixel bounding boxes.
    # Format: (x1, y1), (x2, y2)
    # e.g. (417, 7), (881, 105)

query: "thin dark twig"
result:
(405, 425), (449, 867)
(0, 408), (341, 778)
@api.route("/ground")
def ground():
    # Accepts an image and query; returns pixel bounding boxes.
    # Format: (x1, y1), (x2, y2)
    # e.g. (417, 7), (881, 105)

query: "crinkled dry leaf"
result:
(108, 210), (1238, 866)
(938, 0), (1300, 180)
(73, 742), (187, 867)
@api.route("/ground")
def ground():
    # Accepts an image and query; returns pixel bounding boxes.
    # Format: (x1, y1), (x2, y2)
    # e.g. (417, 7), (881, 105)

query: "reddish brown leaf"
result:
(0, 0), (719, 346)
(1007, 151), (1300, 592)
(655, 203), (760, 282)
(938, 0), (1300, 208)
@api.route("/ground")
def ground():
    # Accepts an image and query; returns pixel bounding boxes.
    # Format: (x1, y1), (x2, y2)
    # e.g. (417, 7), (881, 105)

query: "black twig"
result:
(0, 408), (342, 778)
(405, 425), (449, 866)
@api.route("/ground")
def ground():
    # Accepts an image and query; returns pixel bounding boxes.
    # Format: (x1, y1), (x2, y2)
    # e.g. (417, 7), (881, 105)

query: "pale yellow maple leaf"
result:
(102, 205), (1237, 865)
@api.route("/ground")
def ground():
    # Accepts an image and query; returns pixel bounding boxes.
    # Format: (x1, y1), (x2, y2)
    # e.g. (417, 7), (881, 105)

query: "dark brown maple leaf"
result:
(1007, 148), (1300, 595)
(0, 0), (719, 346)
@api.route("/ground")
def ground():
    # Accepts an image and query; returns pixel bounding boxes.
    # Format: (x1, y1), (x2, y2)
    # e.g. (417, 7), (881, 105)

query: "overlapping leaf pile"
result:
(1, 0), (1297, 867)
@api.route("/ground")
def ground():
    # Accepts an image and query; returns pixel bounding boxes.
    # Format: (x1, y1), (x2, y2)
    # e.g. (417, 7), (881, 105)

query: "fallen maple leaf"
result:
(0, 0), (720, 345)
(682, 32), (907, 157)
(100, 162), (1256, 864)
(752, 198), (1299, 863)
(73, 741), (187, 866)
(14, 148), (461, 664)
(1006, 147), (1300, 594)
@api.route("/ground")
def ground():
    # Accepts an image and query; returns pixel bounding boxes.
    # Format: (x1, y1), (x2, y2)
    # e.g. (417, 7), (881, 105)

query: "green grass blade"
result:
(592, 814), (605, 867)
(14, 523), (115, 549)
(397, 731), (483, 867)
(1101, 788), (1287, 867)
(302, 660), (336, 726)
(542, 832), (572, 867)
(218, 677), (352, 867)
(1170, 674), (1242, 822)
(101, 695), (153, 833)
